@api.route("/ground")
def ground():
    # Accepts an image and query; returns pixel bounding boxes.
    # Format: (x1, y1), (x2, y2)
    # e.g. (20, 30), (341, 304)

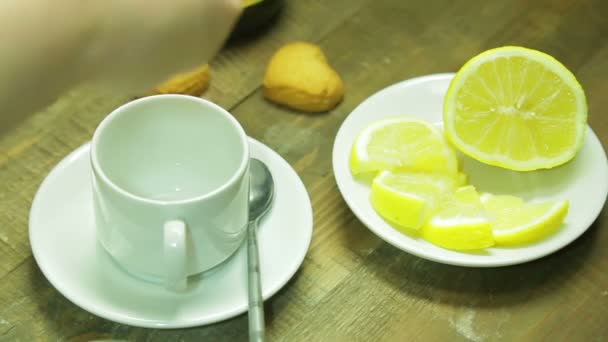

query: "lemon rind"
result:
(443, 46), (588, 171)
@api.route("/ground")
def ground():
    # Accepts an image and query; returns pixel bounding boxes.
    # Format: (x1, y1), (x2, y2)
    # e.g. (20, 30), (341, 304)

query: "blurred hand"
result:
(0, 0), (242, 122)
(85, 0), (243, 91)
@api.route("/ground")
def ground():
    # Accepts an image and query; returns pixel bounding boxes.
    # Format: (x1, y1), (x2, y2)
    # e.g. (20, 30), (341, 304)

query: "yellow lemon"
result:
(371, 171), (459, 231)
(444, 46), (587, 171)
(421, 186), (494, 250)
(481, 193), (569, 246)
(350, 117), (458, 176)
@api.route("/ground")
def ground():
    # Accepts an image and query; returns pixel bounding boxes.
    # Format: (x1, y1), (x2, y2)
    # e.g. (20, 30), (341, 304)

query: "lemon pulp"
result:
(350, 117), (458, 176)
(444, 46), (587, 171)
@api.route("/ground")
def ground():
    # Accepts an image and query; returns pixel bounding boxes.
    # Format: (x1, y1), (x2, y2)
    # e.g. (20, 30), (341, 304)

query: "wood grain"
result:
(1, 0), (608, 341)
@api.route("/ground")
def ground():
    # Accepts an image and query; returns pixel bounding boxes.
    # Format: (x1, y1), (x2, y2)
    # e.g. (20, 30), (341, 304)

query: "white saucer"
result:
(332, 73), (608, 267)
(29, 138), (313, 329)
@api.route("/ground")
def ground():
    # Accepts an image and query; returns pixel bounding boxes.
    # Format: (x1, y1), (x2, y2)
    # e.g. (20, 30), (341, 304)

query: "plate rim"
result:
(332, 73), (608, 267)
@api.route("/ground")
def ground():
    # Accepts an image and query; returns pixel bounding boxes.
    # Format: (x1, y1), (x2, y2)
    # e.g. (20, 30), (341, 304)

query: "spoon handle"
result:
(247, 220), (265, 342)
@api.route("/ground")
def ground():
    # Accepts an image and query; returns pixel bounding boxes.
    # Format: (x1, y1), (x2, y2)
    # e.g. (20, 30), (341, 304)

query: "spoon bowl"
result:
(249, 159), (275, 220)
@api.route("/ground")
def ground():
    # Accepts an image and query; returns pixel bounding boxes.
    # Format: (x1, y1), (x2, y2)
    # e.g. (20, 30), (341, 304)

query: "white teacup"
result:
(90, 95), (250, 291)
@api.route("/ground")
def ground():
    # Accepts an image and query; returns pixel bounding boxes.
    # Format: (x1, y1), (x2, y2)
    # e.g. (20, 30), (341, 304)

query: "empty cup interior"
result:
(94, 96), (247, 202)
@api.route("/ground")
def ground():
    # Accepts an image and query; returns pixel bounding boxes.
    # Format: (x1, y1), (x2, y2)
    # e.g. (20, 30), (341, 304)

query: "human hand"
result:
(84, 0), (243, 91)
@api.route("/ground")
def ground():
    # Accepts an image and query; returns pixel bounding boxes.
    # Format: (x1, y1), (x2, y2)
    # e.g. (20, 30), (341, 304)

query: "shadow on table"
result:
(226, 0), (284, 47)
(361, 216), (602, 308)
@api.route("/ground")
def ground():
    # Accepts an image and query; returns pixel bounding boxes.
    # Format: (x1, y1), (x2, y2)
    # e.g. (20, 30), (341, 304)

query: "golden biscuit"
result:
(152, 64), (210, 96)
(263, 42), (344, 112)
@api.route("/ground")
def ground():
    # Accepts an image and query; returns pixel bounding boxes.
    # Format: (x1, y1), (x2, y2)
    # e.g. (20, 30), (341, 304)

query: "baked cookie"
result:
(153, 64), (210, 96)
(263, 42), (344, 112)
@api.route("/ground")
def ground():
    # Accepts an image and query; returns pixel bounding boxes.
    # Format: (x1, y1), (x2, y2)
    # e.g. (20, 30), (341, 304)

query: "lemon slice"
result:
(350, 117), (458, 176)
(371, 171), (458, 231)
(421, 186), (494, 250)
(481, 193), (569, 246)
(444, 46), (587, 171)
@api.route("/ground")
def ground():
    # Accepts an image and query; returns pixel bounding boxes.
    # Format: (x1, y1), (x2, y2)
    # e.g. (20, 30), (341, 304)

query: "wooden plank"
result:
(0, 0), (370, 280)
(0, 0), (373, 340)
(577, 45), (608, 146)
(204, 0), (370, 109)
(236, 0), (607, 340)
(0, 90), (130, 280)
(0, 0), (607, 340)
(225, 1), (546, 339)
(0, 0), (364, 279)
(281, 230), (606, 341)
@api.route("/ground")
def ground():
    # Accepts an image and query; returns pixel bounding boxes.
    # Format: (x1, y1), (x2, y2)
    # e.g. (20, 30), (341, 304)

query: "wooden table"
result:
(2, 0), (608, 341)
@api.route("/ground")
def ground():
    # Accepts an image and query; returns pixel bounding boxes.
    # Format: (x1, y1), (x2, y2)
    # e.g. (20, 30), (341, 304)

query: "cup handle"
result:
(164, 220), (188, 291)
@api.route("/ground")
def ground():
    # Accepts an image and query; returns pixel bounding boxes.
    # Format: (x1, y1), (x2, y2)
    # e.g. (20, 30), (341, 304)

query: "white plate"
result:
(29, 138), (313, 328)
(332, 73), (608, 267)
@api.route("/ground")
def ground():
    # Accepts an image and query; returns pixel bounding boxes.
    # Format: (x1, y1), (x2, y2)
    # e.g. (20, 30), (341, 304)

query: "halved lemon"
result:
(371, 171), (460, 231)
(350, 117), (458, 176)
(421, 186), (494, 250)
(444, 46), (587, 171)
(481, 193), (569, 246)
